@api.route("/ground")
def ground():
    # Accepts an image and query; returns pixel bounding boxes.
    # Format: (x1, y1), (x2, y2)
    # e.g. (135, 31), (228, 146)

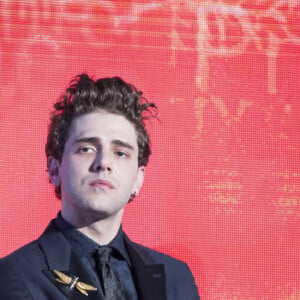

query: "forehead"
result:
(68, 111), (138, 147)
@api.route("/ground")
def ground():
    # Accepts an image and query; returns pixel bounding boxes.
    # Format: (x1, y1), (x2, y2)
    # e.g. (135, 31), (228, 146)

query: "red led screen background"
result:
(0, 1), (299, 299)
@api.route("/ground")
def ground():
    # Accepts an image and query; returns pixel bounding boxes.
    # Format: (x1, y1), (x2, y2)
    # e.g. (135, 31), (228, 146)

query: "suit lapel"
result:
(38, 221), (167, 300)
(38, 220), (102, 300)
(124, 235), (166, 300)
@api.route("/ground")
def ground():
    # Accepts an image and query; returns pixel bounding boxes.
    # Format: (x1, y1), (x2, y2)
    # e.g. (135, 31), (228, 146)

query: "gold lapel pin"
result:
(53, 269), (97, 296)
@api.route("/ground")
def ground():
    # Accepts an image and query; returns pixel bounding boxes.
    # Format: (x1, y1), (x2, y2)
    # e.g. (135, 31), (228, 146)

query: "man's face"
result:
(49, 110), (144, 225)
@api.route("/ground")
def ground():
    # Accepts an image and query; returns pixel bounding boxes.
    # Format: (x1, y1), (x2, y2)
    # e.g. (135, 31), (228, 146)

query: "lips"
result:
(89, 179), (114, 189)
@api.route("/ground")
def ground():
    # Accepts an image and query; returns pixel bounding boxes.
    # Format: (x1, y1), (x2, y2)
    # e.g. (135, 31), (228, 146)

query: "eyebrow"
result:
(73, 137), (99, 145)
(73, 137), (135, 151)
(112, 139), (135, 151)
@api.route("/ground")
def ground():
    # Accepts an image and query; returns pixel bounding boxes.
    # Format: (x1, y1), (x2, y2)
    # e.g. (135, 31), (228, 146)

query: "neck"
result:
(61, 209), (124, 245)
(78, 219), (121, 245)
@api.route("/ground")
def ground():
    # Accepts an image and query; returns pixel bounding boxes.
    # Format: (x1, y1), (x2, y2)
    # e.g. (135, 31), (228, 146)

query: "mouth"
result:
(89, 179), (114, 190)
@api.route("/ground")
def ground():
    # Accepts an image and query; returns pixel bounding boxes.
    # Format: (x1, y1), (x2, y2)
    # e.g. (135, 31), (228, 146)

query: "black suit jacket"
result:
(0, 220), (200, 300)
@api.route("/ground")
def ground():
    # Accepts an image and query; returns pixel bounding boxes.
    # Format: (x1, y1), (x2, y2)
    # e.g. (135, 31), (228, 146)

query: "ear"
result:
(132, 166), (145, 196)
(48, 156), (61, 187)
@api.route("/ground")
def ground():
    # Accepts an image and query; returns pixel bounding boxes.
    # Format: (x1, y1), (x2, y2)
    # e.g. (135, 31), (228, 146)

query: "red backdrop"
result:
(0, 1), (299, 299)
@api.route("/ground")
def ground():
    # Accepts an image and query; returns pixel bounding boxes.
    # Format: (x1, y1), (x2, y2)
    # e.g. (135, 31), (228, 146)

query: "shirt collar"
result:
(54, 212), (131, 265)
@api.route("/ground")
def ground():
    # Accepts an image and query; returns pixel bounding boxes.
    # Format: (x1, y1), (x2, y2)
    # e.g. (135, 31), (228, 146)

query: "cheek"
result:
(117, 160), (138, 175)
(60, 159), (83, 182)
(114, 165), (137, 185)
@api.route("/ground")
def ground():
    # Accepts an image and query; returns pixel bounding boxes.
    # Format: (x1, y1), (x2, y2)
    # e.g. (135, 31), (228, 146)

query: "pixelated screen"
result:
(0, 1), (299, 298)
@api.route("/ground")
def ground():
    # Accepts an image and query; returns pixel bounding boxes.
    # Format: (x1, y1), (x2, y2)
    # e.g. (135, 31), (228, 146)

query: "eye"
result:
(115, 151), (128, 158)
(78, 145), (96, 153)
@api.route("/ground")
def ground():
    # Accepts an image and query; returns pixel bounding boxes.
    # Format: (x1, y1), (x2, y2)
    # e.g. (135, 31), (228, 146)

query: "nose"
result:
(91, 150), (112, 173)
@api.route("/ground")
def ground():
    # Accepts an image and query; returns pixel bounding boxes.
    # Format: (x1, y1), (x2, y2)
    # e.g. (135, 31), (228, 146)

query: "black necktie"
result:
(96, 246), (126, 300)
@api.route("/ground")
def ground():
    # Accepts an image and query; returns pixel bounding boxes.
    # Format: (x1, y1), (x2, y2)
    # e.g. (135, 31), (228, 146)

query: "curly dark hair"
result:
(45, 73), (157, 199)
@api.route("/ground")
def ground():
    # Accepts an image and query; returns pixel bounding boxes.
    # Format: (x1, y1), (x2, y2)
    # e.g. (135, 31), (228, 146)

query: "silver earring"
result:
(129, 192), (137, 202)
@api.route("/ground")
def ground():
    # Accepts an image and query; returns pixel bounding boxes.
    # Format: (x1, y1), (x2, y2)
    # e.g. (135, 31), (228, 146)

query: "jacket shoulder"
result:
(0, 240), (44, 300)
(129, 241), (184, 264)
(128, 240), (200, 299)
(1, 238), (47, 269)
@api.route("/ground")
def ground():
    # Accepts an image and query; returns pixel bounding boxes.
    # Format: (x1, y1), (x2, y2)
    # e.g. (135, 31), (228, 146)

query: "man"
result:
(0, 74), (200, 299)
